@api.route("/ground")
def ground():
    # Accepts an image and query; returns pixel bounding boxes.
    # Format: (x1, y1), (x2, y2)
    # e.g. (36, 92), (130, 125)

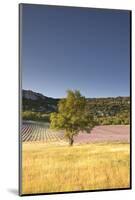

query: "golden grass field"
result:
(22, 142), (130, 194)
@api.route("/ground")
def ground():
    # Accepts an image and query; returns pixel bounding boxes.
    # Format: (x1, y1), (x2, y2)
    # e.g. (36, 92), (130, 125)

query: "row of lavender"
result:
(21, 123), (64, 142)
(21, 122), (130, 143)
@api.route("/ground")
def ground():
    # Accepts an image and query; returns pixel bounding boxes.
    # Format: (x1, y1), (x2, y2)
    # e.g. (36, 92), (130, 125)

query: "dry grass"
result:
(22, 142), (130, 194)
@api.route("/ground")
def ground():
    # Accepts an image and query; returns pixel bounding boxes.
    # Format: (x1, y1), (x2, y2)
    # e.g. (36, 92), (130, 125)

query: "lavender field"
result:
(21, 122), (129, 144)
(22, 123), (130, 194)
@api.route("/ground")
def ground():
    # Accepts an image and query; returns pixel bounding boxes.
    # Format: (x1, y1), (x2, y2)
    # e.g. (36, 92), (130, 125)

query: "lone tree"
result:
(50, 90), (95, 146)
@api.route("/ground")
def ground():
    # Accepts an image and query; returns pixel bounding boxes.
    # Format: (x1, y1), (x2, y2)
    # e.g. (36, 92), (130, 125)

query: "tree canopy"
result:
(50, 90), (95, 146)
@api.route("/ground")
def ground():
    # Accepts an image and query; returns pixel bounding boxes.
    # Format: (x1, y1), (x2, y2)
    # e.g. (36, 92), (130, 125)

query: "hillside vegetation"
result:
(22, 90), (130, 125)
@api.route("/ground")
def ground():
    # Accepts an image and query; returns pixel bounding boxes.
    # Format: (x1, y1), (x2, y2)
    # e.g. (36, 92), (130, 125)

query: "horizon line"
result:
(22, 89), (130, 99)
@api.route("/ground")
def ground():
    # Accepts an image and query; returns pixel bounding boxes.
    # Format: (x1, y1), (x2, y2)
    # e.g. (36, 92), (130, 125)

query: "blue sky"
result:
(21, 4), (130, 98)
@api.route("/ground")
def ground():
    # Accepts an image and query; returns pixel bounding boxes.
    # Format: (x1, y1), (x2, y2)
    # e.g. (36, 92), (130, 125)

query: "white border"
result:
(0, 0), (134, 199)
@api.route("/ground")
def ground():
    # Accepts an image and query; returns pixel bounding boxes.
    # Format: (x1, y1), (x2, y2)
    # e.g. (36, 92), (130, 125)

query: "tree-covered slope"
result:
(22, 90), (130, 125)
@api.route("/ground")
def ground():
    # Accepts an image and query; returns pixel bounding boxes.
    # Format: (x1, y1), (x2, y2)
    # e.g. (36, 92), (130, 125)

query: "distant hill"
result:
(22, 90), (59, 113)
(22, 89), (130, 124)
(22, 89), (130, 114)
(87, 96), (130, 117)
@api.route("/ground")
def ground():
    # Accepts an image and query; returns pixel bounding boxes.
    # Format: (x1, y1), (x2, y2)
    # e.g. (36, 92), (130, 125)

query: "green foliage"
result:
(22, 111), (50, 122)
(87, 97), (130, 125)
(50, 90), (95, 146)
(22, 89), (130, 126)
(22, 97), (59, 113)
(87, 97), (130, 116)
(95, 111), (130, 125)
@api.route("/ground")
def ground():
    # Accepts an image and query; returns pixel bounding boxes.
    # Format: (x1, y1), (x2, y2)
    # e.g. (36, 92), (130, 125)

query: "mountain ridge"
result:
(22, 89), (130, 114)
(23, 89), (129, 100)
(22, 89), (130, 124)
(22, 89), (59, 113)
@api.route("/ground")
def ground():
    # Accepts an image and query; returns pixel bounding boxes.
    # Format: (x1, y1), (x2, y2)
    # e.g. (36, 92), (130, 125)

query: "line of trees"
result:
(22, 111), (50, 122)
(95, 113), (130, 125)
(22, 110), (130, 125)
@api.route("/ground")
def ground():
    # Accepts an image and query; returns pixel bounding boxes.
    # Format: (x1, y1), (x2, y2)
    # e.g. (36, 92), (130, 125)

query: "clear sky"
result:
(21, 4), (130, 98)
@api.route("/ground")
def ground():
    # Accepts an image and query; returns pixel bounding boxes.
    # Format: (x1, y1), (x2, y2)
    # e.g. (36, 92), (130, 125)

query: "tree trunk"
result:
(69, 137), (74, 146)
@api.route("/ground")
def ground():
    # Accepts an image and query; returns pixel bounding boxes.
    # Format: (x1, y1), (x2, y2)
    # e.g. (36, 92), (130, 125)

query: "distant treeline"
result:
(22, 111), (50, 122)
(87, 96), (130, 125)
(22, 96), (130, 125)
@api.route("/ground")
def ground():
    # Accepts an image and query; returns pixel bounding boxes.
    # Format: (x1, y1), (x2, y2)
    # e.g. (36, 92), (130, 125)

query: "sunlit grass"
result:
(22, 142), (130, 194)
